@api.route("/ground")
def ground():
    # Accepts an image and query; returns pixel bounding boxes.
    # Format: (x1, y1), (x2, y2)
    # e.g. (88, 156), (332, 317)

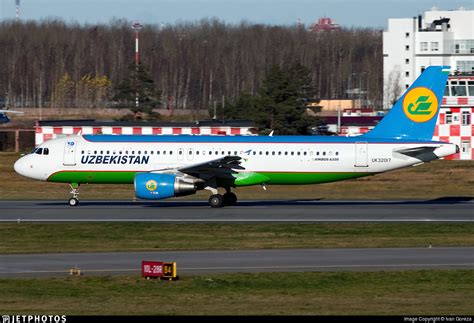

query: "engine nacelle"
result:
(134, 173), (197, 200)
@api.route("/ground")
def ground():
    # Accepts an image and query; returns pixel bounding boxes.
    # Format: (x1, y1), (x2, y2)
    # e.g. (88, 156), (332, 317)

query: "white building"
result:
(383, 7), (474, 108)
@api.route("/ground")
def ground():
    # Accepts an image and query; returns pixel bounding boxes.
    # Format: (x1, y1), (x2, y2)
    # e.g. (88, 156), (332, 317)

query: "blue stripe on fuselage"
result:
(83, 134), (442, 145)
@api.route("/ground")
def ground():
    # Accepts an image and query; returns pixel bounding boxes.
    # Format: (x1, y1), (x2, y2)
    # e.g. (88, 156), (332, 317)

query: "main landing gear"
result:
(68, 183), (80, 207)
(207, 188), (238, 208)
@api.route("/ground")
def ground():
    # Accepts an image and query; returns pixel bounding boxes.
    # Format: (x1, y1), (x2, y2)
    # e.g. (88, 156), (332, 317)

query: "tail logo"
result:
(403, 87), (438, 123)
(146, 180), (157, 191)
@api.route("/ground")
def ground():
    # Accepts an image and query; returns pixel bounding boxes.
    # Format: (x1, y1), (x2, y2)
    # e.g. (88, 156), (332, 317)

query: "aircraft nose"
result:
(14, 156), (31, 178)
(14, 157), (26, 176)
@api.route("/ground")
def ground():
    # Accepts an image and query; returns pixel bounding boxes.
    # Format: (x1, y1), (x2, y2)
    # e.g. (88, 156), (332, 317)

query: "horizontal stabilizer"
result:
(393, 146), (439, 162)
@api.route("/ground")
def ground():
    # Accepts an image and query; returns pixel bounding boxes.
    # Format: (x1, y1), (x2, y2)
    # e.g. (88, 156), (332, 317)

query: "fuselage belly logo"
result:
(146, 180), (157, 191)
(402, 87), (438, 123)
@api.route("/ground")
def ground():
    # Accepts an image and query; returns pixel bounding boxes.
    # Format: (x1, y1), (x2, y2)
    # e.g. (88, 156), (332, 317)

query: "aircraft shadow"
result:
(36, 196), (473, 208)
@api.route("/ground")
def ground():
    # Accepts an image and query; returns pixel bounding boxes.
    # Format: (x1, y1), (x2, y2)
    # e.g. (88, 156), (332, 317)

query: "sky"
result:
(0, 0), (472, 28)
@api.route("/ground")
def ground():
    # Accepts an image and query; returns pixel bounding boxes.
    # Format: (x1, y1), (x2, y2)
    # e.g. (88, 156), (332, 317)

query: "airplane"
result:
(14, 66), (458, 207)
(0, 109), (25, 124)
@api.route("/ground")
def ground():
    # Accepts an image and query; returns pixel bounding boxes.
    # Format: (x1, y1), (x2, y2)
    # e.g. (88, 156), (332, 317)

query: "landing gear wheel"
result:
(223, 192), (237, 206)
(209, 194), (224, 208)
(68, 183), (80, 207)
(68, 197), (79, 207)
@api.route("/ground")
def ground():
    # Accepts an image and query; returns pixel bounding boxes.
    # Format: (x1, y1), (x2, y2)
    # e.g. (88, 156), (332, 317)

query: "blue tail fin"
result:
(364, 66), (450, 140)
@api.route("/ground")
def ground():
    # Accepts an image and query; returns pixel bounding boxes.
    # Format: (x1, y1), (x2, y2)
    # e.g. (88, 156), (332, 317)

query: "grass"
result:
(1, 152), (473, 200)
(0, 270), (473, 315)
(1, 223), (473, 254)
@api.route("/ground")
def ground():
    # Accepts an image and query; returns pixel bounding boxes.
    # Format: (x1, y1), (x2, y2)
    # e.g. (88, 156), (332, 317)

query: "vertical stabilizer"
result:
(364, 66), (450, 140)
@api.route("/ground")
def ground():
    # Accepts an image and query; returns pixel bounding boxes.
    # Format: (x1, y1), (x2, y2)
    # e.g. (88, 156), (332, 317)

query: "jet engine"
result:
(134, 173), (197, 200)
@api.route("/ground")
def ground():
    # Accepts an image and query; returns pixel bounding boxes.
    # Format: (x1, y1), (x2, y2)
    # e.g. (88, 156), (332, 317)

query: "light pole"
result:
(131, 22), (143, 109)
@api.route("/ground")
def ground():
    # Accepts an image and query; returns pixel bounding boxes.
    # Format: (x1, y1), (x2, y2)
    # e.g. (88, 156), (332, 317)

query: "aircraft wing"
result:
(177, 156), (244, 180)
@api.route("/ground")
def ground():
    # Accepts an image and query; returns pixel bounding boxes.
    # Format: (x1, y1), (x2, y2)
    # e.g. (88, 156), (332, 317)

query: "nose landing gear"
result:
(68, 183), (80, 207)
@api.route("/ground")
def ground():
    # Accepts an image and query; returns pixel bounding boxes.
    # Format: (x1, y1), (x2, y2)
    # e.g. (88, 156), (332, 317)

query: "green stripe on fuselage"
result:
(251, 172), (373, 185)
(48, 171), (374, 185)
(48, 171), (137, 184)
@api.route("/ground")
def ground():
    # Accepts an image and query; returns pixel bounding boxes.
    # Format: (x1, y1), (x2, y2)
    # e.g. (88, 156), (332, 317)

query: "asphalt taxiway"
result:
(1, 247), (473, 277)
(0, 198), (472, 222)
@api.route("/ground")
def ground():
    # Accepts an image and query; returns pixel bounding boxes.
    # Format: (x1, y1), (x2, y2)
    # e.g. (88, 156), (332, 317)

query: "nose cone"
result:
(14, 156), (28, 177)
(14, 155), (46, 180)
(14, 155), (50, 181)
(13, 156), (30, 177)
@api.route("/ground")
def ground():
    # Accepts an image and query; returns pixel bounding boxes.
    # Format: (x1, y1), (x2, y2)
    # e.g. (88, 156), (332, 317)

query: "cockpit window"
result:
(43, 148), (49, 155)
(35, 148), (43, 155)
(31, 148), (38, 154)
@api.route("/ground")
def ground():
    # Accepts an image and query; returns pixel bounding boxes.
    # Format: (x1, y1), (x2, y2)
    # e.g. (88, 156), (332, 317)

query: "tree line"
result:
(0, 18), (382, 112)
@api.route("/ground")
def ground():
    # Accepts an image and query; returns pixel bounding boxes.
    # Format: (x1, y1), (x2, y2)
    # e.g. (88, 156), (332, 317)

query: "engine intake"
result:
(134, 173), (196, 200)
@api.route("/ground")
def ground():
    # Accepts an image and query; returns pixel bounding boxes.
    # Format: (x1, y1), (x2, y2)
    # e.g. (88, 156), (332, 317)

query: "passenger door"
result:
(354, 141), (368, 167)
(63, 139), (77, 166)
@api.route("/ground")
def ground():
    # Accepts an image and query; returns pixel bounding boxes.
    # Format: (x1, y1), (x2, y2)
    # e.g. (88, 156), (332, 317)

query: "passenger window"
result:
(169, 151), (173, 155)
(336, 152), (339, 156)
(43, 148), (49, 155)
(297, 152), (300, 156)
(253, 151), (256, 155)
(265, 152), (269, 155)
(284, 152), (288, 155)
(303, 152), (307, 156)
(163, 151), (166, 155)
(259, 151), (262, 155)
(291, 152), (294, 155)
(157, 151), (160, 155)
(323, 152), (326, 156)
(106, 151), (110, 154)
(81, 150), (84, 154)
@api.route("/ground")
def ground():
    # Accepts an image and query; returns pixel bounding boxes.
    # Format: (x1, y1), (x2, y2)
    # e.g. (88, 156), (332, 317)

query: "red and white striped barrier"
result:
(35, 125), (255, 145)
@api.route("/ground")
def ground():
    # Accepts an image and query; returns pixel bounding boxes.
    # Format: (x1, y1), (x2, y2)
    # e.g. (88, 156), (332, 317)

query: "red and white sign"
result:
(142, 261), (163, 278)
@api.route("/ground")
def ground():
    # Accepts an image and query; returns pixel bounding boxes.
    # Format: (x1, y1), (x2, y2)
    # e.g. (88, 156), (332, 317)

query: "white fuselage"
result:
(14, 135), (458, 185)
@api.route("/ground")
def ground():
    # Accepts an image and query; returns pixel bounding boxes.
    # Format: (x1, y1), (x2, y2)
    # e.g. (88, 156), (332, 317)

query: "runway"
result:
(1, 247), (473, 278)
(0, 198), (472, 222)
